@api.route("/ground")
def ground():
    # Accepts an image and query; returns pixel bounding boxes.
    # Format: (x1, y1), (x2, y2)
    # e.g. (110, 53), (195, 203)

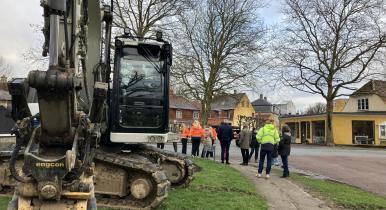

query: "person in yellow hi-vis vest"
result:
(256, 119), (280, 179)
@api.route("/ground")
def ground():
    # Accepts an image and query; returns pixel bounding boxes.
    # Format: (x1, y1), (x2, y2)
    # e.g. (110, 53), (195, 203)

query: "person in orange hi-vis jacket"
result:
(180, 123), (190, 154)
(190, 120), (204, 156)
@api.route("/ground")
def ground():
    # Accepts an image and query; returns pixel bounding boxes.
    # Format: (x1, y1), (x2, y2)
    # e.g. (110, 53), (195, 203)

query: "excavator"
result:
(0, 0), (194, 209)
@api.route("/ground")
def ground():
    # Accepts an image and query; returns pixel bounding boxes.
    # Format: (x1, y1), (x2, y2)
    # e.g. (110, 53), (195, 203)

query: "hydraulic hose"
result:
(9, 143), (34, 183)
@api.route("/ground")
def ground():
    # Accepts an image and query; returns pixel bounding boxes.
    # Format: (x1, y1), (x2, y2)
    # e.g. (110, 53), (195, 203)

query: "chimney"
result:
(264, 96), (267, 101)
(260, 94), (263, 99)
(233, 90), (237, 94)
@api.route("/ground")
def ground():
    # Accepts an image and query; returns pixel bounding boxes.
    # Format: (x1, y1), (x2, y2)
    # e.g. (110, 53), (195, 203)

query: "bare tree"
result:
(112, 0), (191, 37)
(305, 102), (326, 115)
(0, 56), (12, 76)
(172, 0), (267, 124)
(23, 24), (48, 71)
(275, 0), (386, 145)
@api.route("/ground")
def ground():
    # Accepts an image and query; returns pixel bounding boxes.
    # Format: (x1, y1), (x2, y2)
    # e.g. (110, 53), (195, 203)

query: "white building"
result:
(274, 101), (296, 116)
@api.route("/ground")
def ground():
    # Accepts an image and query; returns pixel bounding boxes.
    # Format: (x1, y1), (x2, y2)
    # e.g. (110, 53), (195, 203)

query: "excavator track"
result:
(93, 150), (170, 210)
(134, 144), (195, 187)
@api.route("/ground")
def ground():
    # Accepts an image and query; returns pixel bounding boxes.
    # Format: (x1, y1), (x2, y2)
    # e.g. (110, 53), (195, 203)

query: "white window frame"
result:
(227, 110), (232, 119)
(379, 122), (386, 139)
(176, 110), (182, 119)
(357, 98), (369, 110)
(217, 111), (222, 118)
(193, 111), (200, 119)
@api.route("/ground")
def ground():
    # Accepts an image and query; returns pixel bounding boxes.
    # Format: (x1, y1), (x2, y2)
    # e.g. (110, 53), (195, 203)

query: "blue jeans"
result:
(258, 149), (272, 174)
(281, 155), (289, 176)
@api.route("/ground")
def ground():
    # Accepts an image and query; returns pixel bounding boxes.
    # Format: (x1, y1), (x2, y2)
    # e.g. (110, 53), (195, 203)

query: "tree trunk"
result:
(325, 99), (334, 146)
(201, 99), (212, 126)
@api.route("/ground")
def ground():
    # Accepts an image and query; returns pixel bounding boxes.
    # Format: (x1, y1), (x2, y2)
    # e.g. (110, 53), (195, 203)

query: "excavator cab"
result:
(109, 33), (175, 143)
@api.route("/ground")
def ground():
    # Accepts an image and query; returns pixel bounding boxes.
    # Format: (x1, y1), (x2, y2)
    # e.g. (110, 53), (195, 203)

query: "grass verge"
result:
(289, 172), (386, 210)
(0, 158), (267, 210)
(0, 196), (10, 208)
(157, 158), (267, 210)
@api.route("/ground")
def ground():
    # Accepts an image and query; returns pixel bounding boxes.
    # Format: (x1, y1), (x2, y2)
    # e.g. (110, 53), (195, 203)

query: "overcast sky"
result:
(0, 0), (326, 111)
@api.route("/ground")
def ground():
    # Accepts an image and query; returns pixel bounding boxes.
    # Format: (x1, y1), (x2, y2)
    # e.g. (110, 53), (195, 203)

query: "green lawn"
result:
(157, 158), (267, 210)
(289, 173), (386, 210)
(0, 158), (267, 210)
(0, 196), (10, 208)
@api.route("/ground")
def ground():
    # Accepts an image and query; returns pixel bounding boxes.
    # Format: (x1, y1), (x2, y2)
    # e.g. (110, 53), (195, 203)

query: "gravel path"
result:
(232, 164), (332, 210)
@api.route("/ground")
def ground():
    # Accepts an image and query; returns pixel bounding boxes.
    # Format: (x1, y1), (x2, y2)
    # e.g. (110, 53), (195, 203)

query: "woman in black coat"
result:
(249, 128), (260, 163)
(278, 125), (291, 178)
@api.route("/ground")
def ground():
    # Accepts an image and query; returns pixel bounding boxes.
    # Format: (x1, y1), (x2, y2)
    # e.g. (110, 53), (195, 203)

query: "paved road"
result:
(162, 142), (386, 197)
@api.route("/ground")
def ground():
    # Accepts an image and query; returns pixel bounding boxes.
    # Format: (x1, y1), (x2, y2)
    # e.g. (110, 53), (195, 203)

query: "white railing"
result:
(354, 136), (374, 145)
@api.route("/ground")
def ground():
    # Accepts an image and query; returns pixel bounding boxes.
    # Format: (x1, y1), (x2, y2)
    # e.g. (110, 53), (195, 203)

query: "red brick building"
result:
(169, 93), (201, 131)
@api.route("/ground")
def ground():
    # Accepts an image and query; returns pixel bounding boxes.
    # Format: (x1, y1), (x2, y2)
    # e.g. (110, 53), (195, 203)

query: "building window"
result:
(217, 111), (221, 118)
(176, 110), (182, 119)
(380, 124), (386, 139)
(358, 98), (369, 110)
(227, 110), (232, 119)
(306, 122), (310, 139)
(193, 111), (200, 119)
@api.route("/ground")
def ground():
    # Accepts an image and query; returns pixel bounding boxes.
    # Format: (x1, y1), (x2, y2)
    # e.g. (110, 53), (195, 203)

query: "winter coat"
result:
(217, 123), (233, 142)
(278, 132), (291, 156)
(190, 125), (204, 138)
(250, 130), (259, 148)
(239, 128), (252, 149)
(202, 127), (213, 146)
(181, 128), (190, 139)
(256, 123), (280, 152)
(211, 127), (218, 140)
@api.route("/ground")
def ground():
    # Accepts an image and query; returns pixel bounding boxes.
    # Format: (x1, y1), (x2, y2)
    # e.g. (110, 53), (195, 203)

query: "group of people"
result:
(238, 119), (292, 178)
(165, 119), (291, 178)
(175, 120), (234, 164)
(178, 120), (218, 158)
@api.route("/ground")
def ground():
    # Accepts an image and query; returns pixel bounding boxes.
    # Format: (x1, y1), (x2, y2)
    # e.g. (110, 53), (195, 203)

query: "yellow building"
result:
(280, 80), (386, 146)
(333, 99), (348, 112)
(281, 113), (386, 145)
(208, 93), (255, 127)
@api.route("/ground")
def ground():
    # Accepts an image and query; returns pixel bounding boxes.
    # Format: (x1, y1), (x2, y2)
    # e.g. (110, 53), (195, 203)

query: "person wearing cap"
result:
(256, 118), (280, 179)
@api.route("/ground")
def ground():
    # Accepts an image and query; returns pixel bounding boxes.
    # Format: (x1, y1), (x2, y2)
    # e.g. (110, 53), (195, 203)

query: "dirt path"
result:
(232, 164), (331, 210)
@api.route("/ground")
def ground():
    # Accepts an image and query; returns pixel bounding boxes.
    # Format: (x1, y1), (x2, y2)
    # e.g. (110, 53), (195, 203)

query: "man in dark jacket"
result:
(217, 121), (233, 164)
(278, 125), (292, 178)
